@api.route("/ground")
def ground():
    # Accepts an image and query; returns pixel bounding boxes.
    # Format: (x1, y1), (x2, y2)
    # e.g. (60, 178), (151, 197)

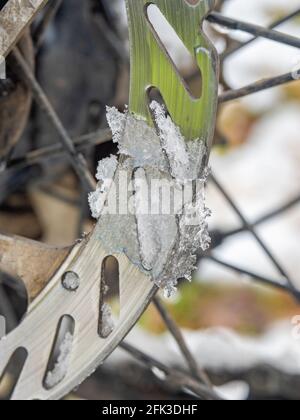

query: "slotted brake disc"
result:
(0, 0), (218, 400)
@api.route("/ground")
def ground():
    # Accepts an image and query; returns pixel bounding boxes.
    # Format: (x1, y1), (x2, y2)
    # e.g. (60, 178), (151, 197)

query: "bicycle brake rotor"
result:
(0, 0), (218, 400)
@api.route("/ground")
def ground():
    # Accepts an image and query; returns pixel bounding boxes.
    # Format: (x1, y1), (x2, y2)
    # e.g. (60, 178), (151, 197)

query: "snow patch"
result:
(45, 332), (73, 389)
(96, 155), (118, 182)
(150, 101), (190, 180)
(109, 321), (300, 377)
(100, 303), (115, 338)
(215, 381), (250, 401)
(106, 106), (126, 145)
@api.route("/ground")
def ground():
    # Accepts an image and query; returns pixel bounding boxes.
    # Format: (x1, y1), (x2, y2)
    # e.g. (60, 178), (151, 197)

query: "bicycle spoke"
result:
(153, 296), (212, 387)
(206, 255), (300, 302)
(222, 7), (300, 59)
(120, 341), (222, 400)
(208, 12), (300, 49)
(7, 129), (111, 172)
(219, 70), (299, 103)
(224, 194), (300, 239)
(210, 174), (298, 293)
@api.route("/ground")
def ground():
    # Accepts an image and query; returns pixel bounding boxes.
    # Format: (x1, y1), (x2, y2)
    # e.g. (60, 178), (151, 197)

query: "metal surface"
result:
(0, 232), (155, 400)
(126, 0), (219, 142)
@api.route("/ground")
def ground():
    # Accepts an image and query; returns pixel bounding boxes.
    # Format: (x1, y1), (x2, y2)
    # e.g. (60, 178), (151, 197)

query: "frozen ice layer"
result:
(107, 106), (167, 170)
(90, 103), (211, 295)
(134, 168), (161, 271)
(96, 155), (118, 181)
(150, 101), (190, 180)
(106, 106), (126, 146)
(88, 155), (118, 219)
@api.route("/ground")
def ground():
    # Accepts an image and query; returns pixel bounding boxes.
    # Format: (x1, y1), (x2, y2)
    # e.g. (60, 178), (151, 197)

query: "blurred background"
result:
(1, 0), (300, 400)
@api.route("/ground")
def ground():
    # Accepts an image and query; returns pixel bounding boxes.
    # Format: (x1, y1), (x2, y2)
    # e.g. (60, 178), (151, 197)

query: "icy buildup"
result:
(95, 155), (118, 181)
(158, 178), (212, 298)
(100, 303), (115, 338)
(134, 168), (161, 271)
(88, 155), (118, 219)
(106, 106), (126, 145)
(107, 106), (167, 170)
(89, 188), (105, 219)
(150, 101), (207, 181)
(45, 332), (73, 389)
(150, 101), (190, 180)
(90, 103), (211, 296)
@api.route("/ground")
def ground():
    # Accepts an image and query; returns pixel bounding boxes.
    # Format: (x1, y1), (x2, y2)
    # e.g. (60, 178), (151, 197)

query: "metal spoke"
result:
(206, 255), (300, 301)
(208, 12), (300, 49)
(120, 341), (223, 400)
(223, 193), (300, 239)
(222, 7), (300, 59)
(153, 296), (212, 387)
(7, 129), (111, 172)
(219, 70), (299, 103)
(210, 174), (298, 293)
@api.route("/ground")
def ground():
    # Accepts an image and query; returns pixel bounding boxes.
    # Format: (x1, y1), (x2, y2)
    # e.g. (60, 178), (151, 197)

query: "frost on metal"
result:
(150, 101), (190, 180)
(134, 168), (160, 271)
(45, 332), (73, 389)
(100, 303), (115, 338)
(106, 106), (126, 146)
(159, 174), (212, 297)
(88, 155), (118, 219)
(90, 102), (211, 296)
(95, 155), (118, 181)
(108, 106), (167, 170)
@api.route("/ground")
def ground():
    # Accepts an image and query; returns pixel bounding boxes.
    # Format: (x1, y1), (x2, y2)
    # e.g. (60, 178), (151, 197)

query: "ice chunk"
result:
(150, 101), (190, 180)
(106, 106), (126, 145)
(45, 332), (73, 389)
(158, 171), (211, 296)
(88, 181), (115, 220)
(89, 188), (105, 219)
(91, 104), (211, 295)
(88, 155), (118, 219)
(134, 168), (161, 270)
(107, 106), (167, 170)
(150, 100), (208, 180)
(96, 155), (118, 181)
(186, 140), (207, 180)
(95, 165), (141, 266)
